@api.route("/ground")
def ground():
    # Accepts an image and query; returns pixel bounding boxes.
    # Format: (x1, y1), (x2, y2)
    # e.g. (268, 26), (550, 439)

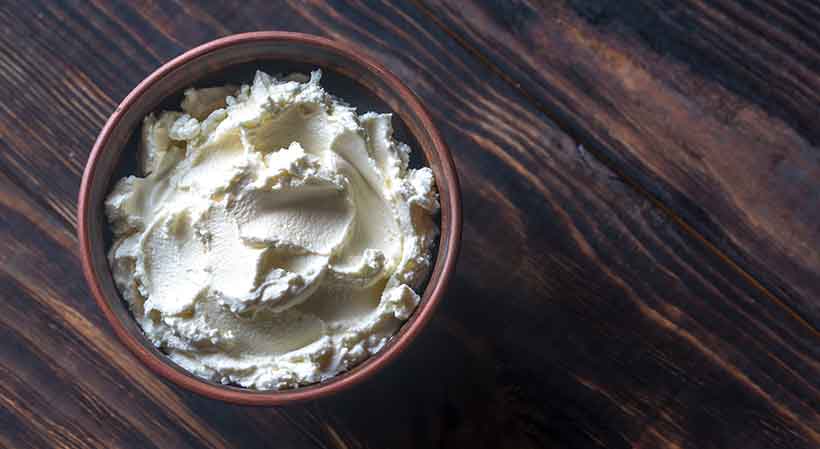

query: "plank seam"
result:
(408, 0), (819, 336)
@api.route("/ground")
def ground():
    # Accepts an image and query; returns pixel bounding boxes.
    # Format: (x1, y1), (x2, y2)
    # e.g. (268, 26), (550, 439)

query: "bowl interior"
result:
(82, 36), (457, 402)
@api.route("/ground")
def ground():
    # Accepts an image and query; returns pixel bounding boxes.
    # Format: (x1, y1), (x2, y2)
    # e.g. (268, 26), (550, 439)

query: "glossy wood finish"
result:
(1, 1), (818, 448)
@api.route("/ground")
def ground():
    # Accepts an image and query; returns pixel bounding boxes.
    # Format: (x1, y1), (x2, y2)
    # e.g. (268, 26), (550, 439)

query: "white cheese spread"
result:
(105, 70), (439, 390)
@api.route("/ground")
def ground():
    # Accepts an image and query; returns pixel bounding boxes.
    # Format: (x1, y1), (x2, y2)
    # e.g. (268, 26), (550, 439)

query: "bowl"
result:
(78, 32), (461, 405)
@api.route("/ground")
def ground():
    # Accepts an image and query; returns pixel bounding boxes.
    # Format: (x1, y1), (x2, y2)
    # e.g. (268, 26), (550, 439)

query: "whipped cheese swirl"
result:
(105, 70), (438, 389)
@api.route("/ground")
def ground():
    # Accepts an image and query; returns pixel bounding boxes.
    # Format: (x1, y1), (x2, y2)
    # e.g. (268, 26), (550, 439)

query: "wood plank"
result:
(0, 0), (817, 448)
(415, 0), (820, 326)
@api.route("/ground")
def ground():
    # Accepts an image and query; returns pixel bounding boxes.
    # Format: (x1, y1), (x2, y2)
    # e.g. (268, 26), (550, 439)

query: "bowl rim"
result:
(77, 31), (461, 405)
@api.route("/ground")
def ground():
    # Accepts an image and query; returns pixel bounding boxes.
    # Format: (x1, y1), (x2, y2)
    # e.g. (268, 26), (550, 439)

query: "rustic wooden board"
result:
(416, 0), (820, 327)
(0, 1), (817, 448)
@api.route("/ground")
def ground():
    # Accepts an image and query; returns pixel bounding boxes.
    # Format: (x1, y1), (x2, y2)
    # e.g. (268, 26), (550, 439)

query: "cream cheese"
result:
(105, 70), (439, 390)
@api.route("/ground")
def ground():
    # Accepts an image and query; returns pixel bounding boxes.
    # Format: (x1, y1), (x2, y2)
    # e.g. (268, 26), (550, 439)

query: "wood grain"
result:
(1, 0), (818, 448)
(415, 0), (820, 327)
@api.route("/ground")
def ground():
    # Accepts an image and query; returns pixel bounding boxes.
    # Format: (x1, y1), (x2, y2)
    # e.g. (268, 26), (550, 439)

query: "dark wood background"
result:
(1, 1), (818, 448)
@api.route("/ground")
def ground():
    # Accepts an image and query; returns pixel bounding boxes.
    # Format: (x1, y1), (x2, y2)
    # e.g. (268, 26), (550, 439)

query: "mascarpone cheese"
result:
(105, 70), (439, 390)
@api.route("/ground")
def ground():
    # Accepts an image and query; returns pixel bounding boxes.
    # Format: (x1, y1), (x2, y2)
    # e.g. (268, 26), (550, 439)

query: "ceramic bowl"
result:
(78, 32), (461, 405)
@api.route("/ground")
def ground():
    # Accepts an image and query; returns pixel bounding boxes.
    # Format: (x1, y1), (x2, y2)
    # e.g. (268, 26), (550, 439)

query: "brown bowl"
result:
(78, 32), (461, 405)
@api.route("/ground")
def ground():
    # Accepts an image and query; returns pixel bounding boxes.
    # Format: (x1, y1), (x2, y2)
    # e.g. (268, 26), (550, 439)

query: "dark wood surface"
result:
(419, 0), (820, 328)
(0, 1), (817, 448)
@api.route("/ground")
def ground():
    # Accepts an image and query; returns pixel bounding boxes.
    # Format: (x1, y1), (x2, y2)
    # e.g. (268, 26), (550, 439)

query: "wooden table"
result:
(1, 1), (818, 448)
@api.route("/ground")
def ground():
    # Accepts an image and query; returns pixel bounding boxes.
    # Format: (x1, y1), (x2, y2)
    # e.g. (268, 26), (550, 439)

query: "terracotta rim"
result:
(77, 32), (461, 405)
